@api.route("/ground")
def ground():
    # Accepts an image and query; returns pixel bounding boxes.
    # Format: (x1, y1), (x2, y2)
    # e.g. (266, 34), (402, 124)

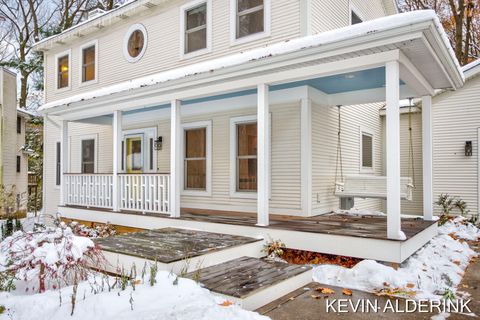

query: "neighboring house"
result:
(431, 60), (480, 217)
(0, 67), (33, 216)
(33, 0), (464, 263)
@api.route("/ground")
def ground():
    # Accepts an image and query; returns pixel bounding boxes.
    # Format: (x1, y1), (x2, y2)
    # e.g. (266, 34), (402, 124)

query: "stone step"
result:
(187, 256), (313, 311)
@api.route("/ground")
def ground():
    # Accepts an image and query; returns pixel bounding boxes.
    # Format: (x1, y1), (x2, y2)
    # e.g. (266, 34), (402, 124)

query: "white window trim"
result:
(122, 127), (157, 173)
(80, 134), (98, 173)
(229, 0), (271, 46)
(78, 39), (99, 86)
(349, 3), (365, 25)
(180, 0), (212, 60)
(359, 127), (375, 174)
(54, 49), (71, 92)
(123, 23), (148, 63)
(181, 120), (212, 197)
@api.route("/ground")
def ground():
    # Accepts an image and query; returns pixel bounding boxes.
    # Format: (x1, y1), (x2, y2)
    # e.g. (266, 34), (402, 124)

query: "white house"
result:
(34, 0), (464, 263)
(0, 67), (32, 216)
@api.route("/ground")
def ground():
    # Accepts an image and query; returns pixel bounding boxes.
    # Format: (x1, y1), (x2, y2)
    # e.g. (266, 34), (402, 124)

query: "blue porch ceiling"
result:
(124, 67), (397, 116)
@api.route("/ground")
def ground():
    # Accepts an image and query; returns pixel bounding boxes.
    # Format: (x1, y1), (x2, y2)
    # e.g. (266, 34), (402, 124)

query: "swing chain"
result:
(334, 105), (344, 190)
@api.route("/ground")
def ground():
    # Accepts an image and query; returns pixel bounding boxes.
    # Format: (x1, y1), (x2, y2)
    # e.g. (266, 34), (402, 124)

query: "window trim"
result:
(181, 120), (212, 196)
(180, 0), (212, 59)
(123, 23), (148, 63)
(78, 39), (99, 86)
(359, 127), (374, 173)
(55, 49), (71, 91)
(349, 3), (365, 25)
(229, 0), (271, 46)
(80, 134), (98, 174)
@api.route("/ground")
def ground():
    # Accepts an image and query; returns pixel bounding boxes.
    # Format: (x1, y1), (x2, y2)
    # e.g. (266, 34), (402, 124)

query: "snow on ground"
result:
(0, 272), (267, 320)
(313, 216), (479, 299)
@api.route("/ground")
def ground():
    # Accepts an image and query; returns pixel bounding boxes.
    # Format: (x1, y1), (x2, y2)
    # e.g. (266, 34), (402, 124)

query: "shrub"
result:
(435, 194), (455, 215)
(263, 238), (286, 258)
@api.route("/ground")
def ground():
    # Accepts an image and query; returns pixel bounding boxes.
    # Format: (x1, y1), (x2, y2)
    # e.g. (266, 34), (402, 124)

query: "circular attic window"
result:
(124, 24), (147, 63)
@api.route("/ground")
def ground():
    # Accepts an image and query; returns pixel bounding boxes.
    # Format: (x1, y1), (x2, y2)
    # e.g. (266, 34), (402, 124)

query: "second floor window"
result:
(57, 54), (69, 89)
(185, 3), (207, 53)
(82, 45), (96, 82)
(236, 0), (265, 39)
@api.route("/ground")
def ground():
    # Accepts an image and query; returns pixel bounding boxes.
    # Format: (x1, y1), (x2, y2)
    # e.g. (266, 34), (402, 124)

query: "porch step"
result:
(94, 228), (265, 274)
(187, 256), (313, 311)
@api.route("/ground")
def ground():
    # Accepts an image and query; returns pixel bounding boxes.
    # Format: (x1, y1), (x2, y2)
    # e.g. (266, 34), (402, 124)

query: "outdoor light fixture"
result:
(465, 141), (473, 156)
(154, 136), (163, 150)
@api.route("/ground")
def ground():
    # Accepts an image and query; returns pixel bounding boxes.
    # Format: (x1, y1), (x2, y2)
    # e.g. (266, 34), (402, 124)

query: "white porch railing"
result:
(64, 173), (170, 214)
(64, 174), (114, 209)
(119, 174), (170, 214)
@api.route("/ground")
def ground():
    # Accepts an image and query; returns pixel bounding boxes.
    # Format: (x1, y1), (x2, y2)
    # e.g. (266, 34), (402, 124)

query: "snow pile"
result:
(39, 10), (457, 111)
(0, 271), (268, 320)
(313, 219), (479, 299)
(439, 217), (480, 241)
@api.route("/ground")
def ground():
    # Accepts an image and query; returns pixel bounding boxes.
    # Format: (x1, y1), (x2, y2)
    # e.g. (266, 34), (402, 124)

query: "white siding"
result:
(311, 102), (384, 213)
(432, 74), (480, 216)
(44, 0), (302, 103)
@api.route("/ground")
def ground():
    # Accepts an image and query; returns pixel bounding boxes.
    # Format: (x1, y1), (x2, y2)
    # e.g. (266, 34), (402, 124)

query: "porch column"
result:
(385, 61), (406, 240)
(301, 98), (312, 216)
(170, 99), (181, 218)
(257, 84), (270, 226)
(59, 120), (68, 206)
(422, 95), (434, 220)
(112, 111), (122, 212)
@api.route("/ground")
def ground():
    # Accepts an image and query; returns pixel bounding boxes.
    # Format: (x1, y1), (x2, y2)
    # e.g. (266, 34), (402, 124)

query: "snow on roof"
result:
(40, 10), (461, 112)
(462, 59), (480, 79)
(17, 107), (38, 118)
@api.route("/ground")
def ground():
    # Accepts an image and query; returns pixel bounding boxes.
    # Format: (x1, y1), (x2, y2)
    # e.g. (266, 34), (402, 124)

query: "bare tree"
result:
(398, 0), (480, 65)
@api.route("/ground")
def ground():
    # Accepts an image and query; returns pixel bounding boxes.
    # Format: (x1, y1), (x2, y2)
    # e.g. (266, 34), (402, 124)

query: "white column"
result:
(170, 99), (182, 218)
(112, 111), (122, 212)
(257, 84), (270, 226)
(301, 98), (312, 216)
(422, 95), (434, 220)
(386, 61), (406, 240)
(59, 120), (68, 206)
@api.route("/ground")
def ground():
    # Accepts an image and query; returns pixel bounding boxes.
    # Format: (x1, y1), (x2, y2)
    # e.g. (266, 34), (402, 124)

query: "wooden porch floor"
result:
(178, 208), (436, 241)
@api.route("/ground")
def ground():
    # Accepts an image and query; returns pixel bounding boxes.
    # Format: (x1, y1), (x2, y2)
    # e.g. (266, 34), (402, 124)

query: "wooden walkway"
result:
(187, 256), (311, 299)
(94, 228), (261, 263)
(179, 208), (436, 241)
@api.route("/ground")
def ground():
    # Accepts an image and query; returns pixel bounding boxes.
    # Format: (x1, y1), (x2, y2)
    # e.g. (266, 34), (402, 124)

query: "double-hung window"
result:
(236, 121), (257, 191)
(360, 131), (374, 172)
(81, 42), (97, 83)
(183, 121), (211, 195)
(232, 0), (270, 43)
(181, 0), (211, 57)
(56, 52), (70, 89)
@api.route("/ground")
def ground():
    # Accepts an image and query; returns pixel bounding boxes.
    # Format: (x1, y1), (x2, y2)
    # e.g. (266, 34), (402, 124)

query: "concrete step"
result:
(95, 228), (265, 274)
(187, 256), (313, 311)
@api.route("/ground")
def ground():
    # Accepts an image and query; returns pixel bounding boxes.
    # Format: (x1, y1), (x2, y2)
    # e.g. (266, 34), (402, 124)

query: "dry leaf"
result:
(342, 288), (353, 296)
(310, 295), (321, 299)
(315, 287), (335, 294)
(406, 283), (415, 289)
(219, 300), (234, 307)
(453, 260), (461, 266)
(383, 282), (390, 287)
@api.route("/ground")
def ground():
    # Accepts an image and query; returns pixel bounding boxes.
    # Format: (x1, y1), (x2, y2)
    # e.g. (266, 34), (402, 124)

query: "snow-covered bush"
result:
(0, 224), (105, 293)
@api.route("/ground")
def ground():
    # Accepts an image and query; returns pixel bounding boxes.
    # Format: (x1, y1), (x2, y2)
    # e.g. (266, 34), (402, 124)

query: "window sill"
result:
(56, 85), (71, 93)
(79, 78), (98, 87)
(360, 168), (375, 174)
(181, 189), (211, 197)
(230, 191), (257, 199)
(180, 47), (211, 60)
(230, 31), (270, 47)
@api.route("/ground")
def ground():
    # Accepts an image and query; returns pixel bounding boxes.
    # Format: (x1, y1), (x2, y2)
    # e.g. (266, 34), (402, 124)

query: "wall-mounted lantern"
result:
(154, 136), (163, 150)
(465, 141), (473, 156)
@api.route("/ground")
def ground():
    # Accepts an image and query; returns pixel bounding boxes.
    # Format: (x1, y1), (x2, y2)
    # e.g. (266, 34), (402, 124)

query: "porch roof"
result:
(41, 10), (464, 120)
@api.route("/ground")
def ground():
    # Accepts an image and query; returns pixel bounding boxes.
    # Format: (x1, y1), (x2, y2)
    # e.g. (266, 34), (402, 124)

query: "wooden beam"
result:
(257, 84), (270, 226)
(385, 61), (406, 240)
(422, 95), (434, 221)
(170, 100), (181, 218)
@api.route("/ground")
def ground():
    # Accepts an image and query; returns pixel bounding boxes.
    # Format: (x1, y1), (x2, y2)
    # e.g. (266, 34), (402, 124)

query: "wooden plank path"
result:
(94, 228), (262, 263)
(187, 256), (312, 299)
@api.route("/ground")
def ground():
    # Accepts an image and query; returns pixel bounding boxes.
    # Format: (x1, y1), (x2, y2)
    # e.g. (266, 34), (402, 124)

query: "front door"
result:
(125, 135), (143, 173)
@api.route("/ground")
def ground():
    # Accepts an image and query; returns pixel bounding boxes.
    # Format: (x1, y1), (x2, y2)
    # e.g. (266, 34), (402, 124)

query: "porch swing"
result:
(334, 101), (415, 201)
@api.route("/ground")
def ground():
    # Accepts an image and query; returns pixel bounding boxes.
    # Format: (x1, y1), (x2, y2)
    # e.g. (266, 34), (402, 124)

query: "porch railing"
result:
(64, 173), (170, 214)
(64, 174), (114, 209)
(119, 174), (170, 214)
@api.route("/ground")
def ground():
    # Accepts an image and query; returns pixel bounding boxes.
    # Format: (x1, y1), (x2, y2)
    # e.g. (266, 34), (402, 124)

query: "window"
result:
(233, 0), (269, 41)
(184, 127), (206, 190)
(56, 142), (61, 185)
(17, 116), (21, 134)
(236, 121), (257, 191)
(81, 139), (95, 173)
(185, 3), (207, 53)
(123, 24), (147, 62)
(57, 53), (69, 89)
(361, 132), (373, 170)
(351, 11), (363, 25)
(16, 156), (21, 173)
(81, 44), (96, 83)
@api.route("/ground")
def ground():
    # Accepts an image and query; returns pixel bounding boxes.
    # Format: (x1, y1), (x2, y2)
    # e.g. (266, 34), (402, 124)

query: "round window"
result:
(123, 24), (147, 62)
